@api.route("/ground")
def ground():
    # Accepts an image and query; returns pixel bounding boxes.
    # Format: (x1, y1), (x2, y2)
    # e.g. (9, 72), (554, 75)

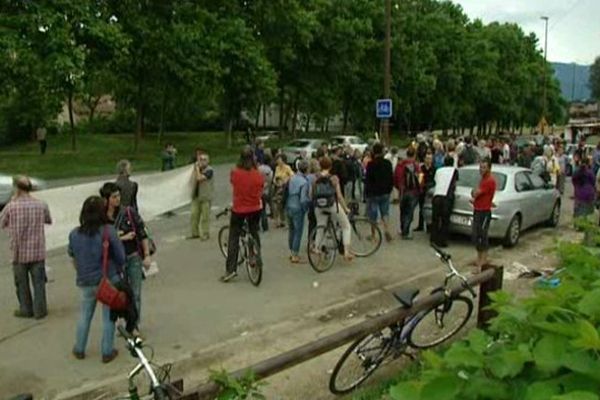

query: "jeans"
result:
(307, 205), (317, 241)
(260, 195), (270, 231)
(416, 193), (426, 229)
(399, 193), (419, 237)
(287, 208), (306, 255)
(73, 285), (115, 357)
(125, 255), (143, 323)
(191, 198), (211, 238)
(226, 210), (262, 274)
(430, 195), (452, 246)
(13, 261), (47, 318)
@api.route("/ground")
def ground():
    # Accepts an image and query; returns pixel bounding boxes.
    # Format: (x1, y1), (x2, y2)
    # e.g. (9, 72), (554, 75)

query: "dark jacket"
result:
(116, 175), (138, 210)
(111, 206), (148, 256)
(365, 156), (394, 197)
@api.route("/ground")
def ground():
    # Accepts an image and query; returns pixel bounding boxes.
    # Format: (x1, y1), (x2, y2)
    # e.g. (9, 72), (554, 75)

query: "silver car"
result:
(424, 165), (561, 247)
(0, 174), (47, 209)
(330, 135), (368, 153)
(281, 139), (324, 162)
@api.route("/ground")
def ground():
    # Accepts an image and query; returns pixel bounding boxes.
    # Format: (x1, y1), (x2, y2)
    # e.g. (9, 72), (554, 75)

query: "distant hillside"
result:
(552, 62), (591, 101)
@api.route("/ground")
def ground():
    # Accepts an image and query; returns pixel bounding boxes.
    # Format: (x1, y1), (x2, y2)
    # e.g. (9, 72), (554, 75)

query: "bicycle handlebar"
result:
(117, 325), (134, 341)
(430, 243), (451, 261)
(216, 208), (230, 219)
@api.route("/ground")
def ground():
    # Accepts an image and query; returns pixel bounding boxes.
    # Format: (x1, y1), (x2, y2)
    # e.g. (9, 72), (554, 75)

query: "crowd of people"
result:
(3, 130), (599, 365)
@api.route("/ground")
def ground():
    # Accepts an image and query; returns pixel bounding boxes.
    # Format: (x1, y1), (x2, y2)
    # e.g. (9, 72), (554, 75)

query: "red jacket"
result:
(394, 159), (421, 195)
(231, 167), (264, 214)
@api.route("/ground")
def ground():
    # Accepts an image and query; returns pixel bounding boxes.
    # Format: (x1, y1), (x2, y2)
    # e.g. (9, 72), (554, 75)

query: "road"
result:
(0, 169), (577, 399)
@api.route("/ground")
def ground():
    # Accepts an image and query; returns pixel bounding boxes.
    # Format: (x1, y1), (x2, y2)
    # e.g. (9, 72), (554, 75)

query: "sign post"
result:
(376, 99), (392, 145)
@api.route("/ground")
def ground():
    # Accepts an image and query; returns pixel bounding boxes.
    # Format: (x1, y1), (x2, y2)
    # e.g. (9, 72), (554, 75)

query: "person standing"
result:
(69, 196), (126, 363)
(286, 160), (311, 263)
(36, 126), (48, 155)
(115, 160), (138, 210)
(189, 151), (214, 240)
(430, 157), (458, 247)
(306, 158), (321, 241)
(572, 157), (595, 219)
(556, 144), (567, 195)
(272, 154), (294, 228)
(254, 139), (266, 165)
(221, 146), (265, 282)
(100, 183), (152, 324)
(470, 158), (496, 271)
(394, 147), (421, 239)
(0, 176), (52, 319)
(258, 155), (274, 232)
(365, 143), (394, 242)
(415, 152), (436, 232)
(161, 143), (177, 171)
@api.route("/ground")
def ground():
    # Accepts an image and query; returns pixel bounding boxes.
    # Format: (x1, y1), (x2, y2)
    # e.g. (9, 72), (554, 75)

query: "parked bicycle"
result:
(328, 244), (476, 395)
(307, 202), (382, 272)
(217, 208), (262, 286)
(116, 326), (178, 400)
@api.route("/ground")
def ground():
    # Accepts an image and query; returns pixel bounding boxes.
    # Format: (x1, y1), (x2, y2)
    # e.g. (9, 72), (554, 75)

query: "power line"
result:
(549, 0), (588, 31)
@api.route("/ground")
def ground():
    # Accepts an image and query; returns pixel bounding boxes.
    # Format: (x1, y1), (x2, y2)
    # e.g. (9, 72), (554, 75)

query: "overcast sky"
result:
(455, 0), (600, 65)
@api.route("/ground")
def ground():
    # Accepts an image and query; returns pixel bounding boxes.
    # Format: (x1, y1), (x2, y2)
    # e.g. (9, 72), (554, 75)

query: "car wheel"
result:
(503, 215), (521, 248)
(547, 201), (560, 227)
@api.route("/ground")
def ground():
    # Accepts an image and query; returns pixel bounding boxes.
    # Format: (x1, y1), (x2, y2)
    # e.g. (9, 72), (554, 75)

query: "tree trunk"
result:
(157, 90), (167, 145)
(134, 75), (144, 152)
(254, 104), (261, 130)
(342, 101), (350, 134)
(305, 113), (311, 133)
(68, 89), (76, 151)
(278, 86), (285, 135)
(325, 117), (330, 133)
(262, 103), (267, 128)
(291, 104), (298, 138)
(226, 117), (234, 148)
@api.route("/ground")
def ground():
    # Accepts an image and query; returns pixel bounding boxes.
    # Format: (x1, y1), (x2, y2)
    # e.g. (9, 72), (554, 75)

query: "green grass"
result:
(0, 130), (412, 180)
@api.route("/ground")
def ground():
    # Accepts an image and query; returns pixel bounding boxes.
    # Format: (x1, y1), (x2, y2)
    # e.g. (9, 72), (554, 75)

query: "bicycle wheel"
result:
(245, 238), (262, 286)
(218, 226), (244, 265)
(329, 329), (393, 395)
(407, 295), (473, 349)
(308, 226), (337, 273)
(349, 217), (382, 257)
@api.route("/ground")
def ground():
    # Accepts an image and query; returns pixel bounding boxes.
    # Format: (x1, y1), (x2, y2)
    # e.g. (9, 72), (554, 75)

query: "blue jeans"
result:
(73, 285), (115, 357)
(400, 193), (419, 237)
(125, 255), (143, 322)
(366, 195), (391, 223)
(287, 208), (306, 255)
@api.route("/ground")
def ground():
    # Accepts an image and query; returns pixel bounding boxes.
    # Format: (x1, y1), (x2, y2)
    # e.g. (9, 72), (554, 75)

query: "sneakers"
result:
(220, 271), (238, 283)
(14, 310), (33, 318)
(72, 350), (85, 360)
(102, 349), (119, 363)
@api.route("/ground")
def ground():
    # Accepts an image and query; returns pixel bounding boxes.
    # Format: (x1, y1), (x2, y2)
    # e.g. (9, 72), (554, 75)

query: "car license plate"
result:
(450, 215), (472, 226)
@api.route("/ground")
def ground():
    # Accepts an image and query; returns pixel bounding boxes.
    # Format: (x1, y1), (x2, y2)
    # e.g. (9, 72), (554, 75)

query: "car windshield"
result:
(287, 140), (311, 147)
(331, 138), (345, 145)
(457, 169), (507, 191)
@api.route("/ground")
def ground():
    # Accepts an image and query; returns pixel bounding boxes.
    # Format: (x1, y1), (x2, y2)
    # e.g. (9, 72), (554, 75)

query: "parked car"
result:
(281, 138), (324, 162)
(330, 135), (368, 153)
(424, 165), (560, 247)
(0, 174), (47, 209)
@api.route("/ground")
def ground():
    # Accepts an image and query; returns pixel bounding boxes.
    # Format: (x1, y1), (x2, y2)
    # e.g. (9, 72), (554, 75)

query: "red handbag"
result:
(96, 226), (128, 310)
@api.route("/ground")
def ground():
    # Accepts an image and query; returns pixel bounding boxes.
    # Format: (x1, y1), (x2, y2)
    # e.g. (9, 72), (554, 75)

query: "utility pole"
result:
(541, 16), (549, 134)
(382, 0), (392, 146)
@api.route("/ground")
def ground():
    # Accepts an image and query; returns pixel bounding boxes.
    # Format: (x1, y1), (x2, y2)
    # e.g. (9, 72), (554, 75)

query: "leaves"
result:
(551, 392), (599, 400)
(532, 334), (568, 373)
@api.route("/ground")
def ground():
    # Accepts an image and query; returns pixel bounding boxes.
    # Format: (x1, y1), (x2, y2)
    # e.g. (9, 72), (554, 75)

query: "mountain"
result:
(552, 62), (591, 102)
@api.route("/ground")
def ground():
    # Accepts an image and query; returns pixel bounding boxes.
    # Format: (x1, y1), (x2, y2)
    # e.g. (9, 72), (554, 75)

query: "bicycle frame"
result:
(118, 327), (163, 398)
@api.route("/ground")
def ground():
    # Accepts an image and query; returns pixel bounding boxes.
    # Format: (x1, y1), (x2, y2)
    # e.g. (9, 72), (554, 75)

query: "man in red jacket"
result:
(470, 158), (496, 271)
(394, 147), (421, 239)
(222, 146), (265, 283)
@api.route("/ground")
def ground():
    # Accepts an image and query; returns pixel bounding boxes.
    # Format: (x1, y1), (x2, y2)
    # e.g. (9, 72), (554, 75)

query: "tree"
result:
(591, 56), (600, 101)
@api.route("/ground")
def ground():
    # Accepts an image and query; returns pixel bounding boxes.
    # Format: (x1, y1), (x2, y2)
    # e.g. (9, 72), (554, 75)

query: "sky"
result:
(455, 0), (600, 65)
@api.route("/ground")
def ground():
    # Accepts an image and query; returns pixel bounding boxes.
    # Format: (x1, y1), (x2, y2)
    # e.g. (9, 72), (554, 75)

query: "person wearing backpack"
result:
(394, 147), (421, 239)
(285, 160), (311, 263)
(312, 156), (354, 262)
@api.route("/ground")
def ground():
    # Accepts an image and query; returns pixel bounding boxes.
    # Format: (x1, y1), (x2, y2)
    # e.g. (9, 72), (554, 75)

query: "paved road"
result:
(0, 171), (575, 399)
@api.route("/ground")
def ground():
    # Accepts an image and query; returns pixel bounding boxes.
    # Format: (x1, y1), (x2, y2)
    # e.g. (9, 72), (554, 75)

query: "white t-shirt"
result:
(433, 167), (457, 197)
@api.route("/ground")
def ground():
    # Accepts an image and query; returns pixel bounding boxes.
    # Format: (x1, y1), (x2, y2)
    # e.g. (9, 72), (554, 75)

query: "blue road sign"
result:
(376, 99), (393, 119)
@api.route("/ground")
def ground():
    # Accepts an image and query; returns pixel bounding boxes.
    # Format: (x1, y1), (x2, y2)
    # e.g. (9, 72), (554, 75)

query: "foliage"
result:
(211, 369), (266, 400)
(386, 240), (600, 400)
(590, 56), (600, 101)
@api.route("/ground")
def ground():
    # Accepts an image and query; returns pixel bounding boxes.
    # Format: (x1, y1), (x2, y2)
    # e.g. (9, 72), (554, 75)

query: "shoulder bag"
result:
(96, 226), (128, 310)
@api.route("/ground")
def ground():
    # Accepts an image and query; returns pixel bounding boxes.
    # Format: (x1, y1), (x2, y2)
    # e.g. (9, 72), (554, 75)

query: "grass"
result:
(0, 130), (412, 180)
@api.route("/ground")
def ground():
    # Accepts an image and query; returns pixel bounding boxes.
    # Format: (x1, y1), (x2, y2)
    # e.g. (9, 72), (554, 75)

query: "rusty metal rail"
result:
(178, 266), (502, 400)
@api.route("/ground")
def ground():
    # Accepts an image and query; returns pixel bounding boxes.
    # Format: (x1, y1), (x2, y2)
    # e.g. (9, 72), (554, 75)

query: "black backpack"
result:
(313, 175), (337, 208)
(404, 163), (419, 191)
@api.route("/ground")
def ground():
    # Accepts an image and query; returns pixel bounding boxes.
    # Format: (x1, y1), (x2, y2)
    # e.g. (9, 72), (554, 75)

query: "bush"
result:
(387, 239), (600, 400)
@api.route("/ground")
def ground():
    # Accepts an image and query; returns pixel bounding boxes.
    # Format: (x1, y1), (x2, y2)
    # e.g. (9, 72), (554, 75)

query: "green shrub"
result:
(388, 241), (600, 400)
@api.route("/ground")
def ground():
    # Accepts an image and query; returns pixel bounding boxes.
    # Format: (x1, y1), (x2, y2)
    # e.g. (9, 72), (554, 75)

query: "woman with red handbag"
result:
(69, 196), (126, 363)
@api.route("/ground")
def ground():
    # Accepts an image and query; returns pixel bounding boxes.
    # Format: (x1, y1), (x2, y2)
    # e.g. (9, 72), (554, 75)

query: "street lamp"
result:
(540, 16), (549, 134)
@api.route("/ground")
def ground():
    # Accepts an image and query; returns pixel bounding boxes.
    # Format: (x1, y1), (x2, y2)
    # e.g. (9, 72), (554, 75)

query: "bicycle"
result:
(307, 202), (382, 273)
(217, 208), (262, 286)
(328, 243), (476, 395)
(115, 326), (179, 400)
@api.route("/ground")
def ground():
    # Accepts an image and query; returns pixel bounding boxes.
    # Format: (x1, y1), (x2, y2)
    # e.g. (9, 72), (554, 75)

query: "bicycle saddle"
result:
(393, 288), (420, 308)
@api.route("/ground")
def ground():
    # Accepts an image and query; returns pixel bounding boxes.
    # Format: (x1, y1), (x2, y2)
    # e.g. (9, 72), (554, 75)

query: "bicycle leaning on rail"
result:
(217, 207), (263, 286)
(328, 243), (476, 395)
(307, 202), (382, 273)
